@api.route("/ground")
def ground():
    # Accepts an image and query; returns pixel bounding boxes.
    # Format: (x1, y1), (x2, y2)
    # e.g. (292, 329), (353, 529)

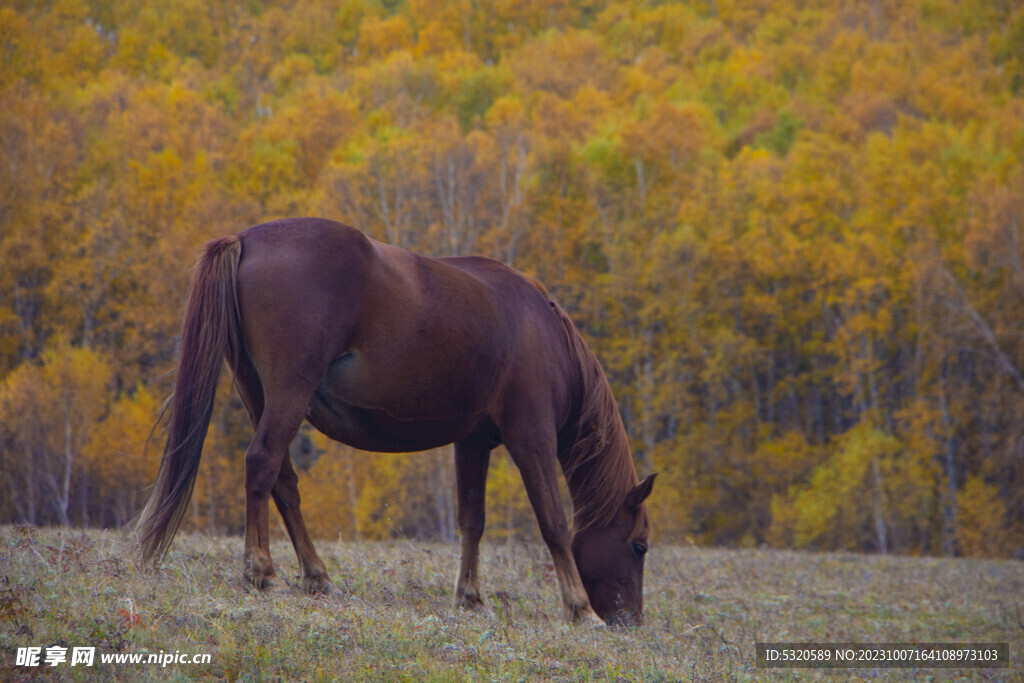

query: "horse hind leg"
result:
(272, 453), (331, 594)
(454, 439), (491, 609)
(242, 394), (310, 592)
(231, 336), (328, 592)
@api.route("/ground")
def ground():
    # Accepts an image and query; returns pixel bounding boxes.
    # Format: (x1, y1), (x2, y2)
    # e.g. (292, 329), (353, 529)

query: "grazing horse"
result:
(136, 218), (655, 626)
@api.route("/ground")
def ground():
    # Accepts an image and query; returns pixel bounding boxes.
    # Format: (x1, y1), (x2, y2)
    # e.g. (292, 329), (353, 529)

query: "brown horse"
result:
(136, 217), (655, 626)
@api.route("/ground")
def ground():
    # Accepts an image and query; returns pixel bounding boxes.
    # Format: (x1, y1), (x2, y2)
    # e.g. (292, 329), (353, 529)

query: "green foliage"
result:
(757, 108), (801, 156)
(455, 65), (509, 131)
(1, 0), (1023, 558)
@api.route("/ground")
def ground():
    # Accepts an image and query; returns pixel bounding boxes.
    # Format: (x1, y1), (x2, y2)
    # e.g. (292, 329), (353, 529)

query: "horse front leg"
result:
(272, 453), (331, 594)
(453, 439), (491, 608)
(504, 426), (604, 626)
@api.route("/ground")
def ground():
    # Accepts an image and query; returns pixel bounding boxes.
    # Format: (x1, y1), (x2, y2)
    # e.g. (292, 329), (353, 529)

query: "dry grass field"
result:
(1, 526), (1021, 681)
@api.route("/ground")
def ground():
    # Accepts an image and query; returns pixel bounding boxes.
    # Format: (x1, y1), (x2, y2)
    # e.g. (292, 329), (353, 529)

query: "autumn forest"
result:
(2, 0), (1023, 558)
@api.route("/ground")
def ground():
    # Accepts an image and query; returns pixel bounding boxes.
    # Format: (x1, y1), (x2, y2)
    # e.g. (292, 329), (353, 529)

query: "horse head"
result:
(571, 473), (656, 626)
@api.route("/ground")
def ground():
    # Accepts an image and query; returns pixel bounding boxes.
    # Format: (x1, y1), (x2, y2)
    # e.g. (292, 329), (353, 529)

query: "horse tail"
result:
(136, 235), (244, 564)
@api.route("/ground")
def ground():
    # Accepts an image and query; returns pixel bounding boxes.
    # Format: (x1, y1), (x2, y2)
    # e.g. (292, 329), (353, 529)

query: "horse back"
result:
(233, 218), (579, 450)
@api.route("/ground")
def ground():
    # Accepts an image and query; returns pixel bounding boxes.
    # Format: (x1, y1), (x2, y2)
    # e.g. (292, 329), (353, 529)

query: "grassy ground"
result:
(1, 526), (1021, 681)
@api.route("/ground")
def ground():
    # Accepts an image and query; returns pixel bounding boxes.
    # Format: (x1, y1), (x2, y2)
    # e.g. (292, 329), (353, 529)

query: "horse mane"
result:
(547, 298), (638, 533)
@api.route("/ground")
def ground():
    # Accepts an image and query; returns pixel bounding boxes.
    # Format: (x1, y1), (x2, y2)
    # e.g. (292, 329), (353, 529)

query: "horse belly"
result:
(306, 353), (488, 453)
(306, 389), (480, 453)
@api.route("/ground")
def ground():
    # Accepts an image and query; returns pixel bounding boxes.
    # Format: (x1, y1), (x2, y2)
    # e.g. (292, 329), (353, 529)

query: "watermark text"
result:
(15, 646), (211, 668)
(756, 642), (1008, 668)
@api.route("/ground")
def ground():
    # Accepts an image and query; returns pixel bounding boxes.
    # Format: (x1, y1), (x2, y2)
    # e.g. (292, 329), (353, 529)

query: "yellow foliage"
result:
(300, 437), (362, 541)
(956, 476), (1020, 558)
(357, 15), (414, 61)
(484, 449), (537, 542)
(771, 424), (901, 551)
(0, 343), (113, 525)
(1, 0), (1023, 558)
(83, 385), (161, 527)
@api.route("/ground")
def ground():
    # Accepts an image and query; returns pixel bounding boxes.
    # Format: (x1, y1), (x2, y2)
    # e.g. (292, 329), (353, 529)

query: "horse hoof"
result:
(456, 591), (484, 610)
(566, 605), (606, 627)
(302, 575), (332, 595)
(264, 576), (292, 594)
(244, 574), (290, 594)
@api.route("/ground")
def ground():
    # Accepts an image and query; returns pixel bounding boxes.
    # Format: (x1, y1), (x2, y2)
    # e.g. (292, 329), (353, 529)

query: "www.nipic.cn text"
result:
(15, 646), (212, 668)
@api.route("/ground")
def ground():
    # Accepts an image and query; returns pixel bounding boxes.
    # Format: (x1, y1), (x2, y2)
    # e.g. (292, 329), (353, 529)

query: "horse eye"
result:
(631, 542), (648, 558)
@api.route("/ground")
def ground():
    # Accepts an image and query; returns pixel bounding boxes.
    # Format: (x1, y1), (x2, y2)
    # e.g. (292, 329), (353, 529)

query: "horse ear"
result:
(624, 473), (657, 510)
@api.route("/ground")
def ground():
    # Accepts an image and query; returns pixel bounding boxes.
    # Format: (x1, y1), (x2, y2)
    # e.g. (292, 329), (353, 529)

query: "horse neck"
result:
(561, 366), (638, 533)
(549, 301), (638, 531)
